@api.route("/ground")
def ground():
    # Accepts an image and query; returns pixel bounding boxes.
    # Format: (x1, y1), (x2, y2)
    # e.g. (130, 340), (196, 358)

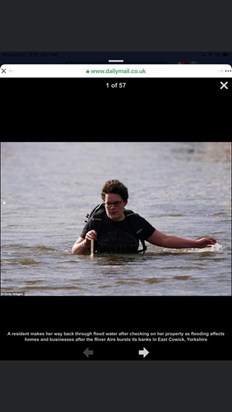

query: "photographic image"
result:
(1, 141), (231, 297)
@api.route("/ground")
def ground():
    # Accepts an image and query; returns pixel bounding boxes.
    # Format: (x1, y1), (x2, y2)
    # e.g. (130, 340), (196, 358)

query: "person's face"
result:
(104, 193), (127, 221)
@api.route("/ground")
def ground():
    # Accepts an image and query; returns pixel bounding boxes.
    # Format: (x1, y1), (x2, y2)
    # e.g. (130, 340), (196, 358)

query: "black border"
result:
(1, 51), (232, 64)
(1, 296), (231, 360)
(1, 78), (232, 139)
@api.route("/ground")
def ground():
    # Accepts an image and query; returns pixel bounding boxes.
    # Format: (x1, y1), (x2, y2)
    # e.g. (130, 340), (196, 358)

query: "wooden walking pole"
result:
(90, 239), (94, 258)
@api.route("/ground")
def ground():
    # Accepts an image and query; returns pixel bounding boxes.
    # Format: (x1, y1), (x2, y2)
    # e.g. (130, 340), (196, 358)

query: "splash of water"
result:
(199, 242), (223, 253)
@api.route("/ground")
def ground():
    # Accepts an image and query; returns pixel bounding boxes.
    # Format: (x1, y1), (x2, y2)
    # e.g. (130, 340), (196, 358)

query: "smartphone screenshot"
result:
(1, 53), (231, 361)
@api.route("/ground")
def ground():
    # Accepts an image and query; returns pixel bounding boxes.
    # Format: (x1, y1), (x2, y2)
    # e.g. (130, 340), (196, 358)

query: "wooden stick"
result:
(90, 239), (94, 258)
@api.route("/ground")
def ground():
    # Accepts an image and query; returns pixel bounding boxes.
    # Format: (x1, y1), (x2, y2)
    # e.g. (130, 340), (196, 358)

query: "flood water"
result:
(1, 141), (231, 296)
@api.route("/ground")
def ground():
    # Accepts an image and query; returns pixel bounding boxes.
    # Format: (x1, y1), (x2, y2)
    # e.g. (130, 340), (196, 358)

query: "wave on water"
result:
(2, 258), (40, 266)
(202, 242), (223, 252)
(1, 243), (60, 254)
(151, 243), (223, 255)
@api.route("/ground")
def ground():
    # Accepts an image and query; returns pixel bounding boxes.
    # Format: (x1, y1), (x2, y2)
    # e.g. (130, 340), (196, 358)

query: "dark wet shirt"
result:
(80, 213), (155, 253)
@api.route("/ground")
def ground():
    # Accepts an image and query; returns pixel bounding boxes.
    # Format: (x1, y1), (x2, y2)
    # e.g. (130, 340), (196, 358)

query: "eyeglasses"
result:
(104, 201), (122, 208)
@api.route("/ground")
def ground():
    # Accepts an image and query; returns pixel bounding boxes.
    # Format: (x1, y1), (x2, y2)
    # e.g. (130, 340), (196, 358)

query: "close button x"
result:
(220, 81), (228, 90)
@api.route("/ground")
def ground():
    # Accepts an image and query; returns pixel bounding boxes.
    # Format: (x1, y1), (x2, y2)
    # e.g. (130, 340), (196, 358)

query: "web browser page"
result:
(1, 60), (231, 361)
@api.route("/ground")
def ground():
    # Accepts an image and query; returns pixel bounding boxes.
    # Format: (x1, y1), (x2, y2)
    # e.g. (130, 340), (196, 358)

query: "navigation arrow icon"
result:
(83, 347), (94, 358)
(138, 347), (149, 358)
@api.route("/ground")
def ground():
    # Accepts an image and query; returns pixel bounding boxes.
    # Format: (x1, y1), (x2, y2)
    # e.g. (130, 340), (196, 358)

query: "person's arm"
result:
(71, 237), (90, 255)
(147, 230), (217, 249)
(71, 230), (97, 255)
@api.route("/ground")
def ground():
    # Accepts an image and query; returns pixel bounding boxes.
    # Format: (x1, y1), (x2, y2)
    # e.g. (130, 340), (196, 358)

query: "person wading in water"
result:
(72, 179), (217, 255)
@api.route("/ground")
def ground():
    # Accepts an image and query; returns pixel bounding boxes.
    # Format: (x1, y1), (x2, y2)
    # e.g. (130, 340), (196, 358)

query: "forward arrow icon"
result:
(138, 347), (149, 358)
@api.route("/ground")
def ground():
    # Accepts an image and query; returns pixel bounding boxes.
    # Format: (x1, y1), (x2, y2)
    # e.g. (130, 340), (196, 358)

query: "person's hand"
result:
(196, 237), (217, 248)
(85, 230), (97, 242)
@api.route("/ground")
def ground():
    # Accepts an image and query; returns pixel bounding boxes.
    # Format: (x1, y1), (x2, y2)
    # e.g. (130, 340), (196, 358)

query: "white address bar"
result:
(0, 64), (231, 78)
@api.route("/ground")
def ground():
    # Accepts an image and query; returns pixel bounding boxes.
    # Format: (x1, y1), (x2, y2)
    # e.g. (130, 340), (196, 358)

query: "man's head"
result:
(101, 180), (128, 221)
(101, 180), (128, 202)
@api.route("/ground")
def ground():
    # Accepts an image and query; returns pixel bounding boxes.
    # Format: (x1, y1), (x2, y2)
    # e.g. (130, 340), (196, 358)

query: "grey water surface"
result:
(1, 141), (231, 296)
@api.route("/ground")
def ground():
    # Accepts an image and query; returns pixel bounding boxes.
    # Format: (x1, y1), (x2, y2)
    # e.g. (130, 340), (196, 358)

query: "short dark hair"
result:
(101, 180), (129, 202)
